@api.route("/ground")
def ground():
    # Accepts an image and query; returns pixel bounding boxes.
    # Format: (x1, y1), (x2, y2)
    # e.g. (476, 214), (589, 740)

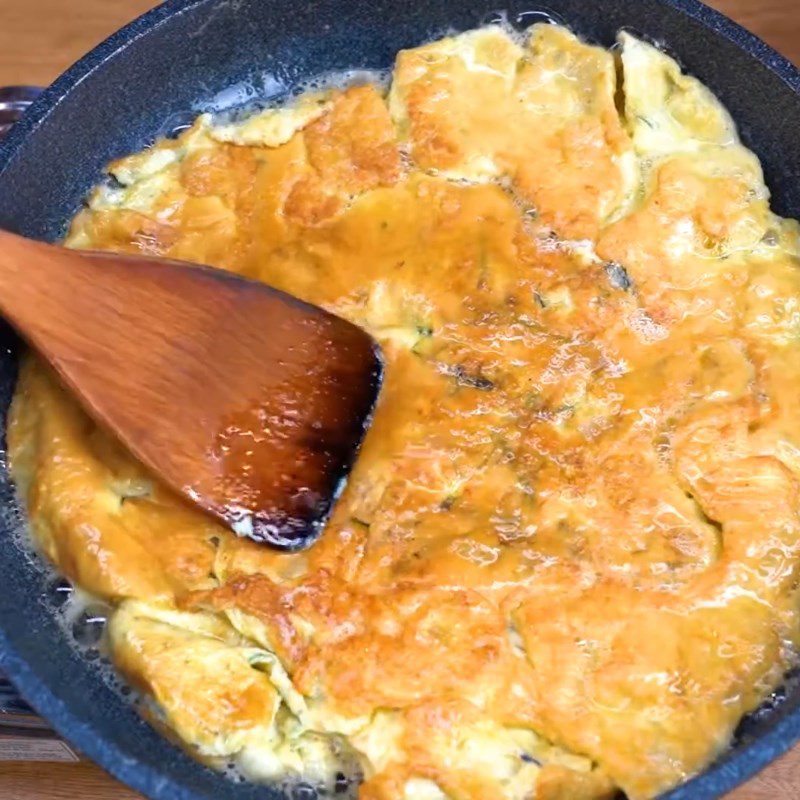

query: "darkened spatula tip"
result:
(234, 509), (328, 551)
(218, 338), (383, 551)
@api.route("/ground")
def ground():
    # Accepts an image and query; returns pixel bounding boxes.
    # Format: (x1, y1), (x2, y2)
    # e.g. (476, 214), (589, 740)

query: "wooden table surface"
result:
(0, 0), (799, 798)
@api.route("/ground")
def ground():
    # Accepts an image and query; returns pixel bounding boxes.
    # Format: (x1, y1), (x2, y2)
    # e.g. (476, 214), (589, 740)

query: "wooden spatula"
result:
(0, 229), (382, 550)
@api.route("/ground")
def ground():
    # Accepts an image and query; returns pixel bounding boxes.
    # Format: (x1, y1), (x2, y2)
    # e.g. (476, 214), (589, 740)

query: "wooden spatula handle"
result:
(0, 231), (132, 353)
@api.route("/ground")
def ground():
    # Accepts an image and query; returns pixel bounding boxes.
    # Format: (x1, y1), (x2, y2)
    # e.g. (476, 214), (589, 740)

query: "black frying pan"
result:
(0, 1), (799, 798)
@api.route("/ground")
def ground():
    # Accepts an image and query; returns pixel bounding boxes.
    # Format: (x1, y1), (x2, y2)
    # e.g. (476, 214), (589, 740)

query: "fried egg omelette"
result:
(9, 22), (800, 800)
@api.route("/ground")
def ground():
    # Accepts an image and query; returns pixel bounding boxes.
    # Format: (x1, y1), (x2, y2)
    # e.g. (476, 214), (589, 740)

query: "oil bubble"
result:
(480, 10), (507, 27)
(71, 604), (108, 648)
(45, 576), (73, 609)
(514, 9), (565, 29)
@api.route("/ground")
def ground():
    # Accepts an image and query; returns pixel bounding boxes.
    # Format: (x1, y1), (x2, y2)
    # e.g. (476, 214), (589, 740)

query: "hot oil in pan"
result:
(0, 448), (119, 680)
(195, 68), (391, 128)
(187, 7), (565, 124)
(38, 570), (362, 797)
(2, 405), (362, 791)
(0, 399), (362, 791)
(43, 578), (135, 702)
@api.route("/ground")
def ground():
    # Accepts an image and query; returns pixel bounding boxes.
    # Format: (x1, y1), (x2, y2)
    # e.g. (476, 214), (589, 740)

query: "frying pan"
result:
(0, 1), (799, 798)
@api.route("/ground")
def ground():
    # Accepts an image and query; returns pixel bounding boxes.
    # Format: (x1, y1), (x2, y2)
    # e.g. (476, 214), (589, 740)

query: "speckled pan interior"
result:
(0, 1), (799, 798)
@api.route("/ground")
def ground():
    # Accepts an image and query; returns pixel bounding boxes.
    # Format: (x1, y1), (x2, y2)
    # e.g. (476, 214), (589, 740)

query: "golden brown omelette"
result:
(9, 23), (800, 800)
